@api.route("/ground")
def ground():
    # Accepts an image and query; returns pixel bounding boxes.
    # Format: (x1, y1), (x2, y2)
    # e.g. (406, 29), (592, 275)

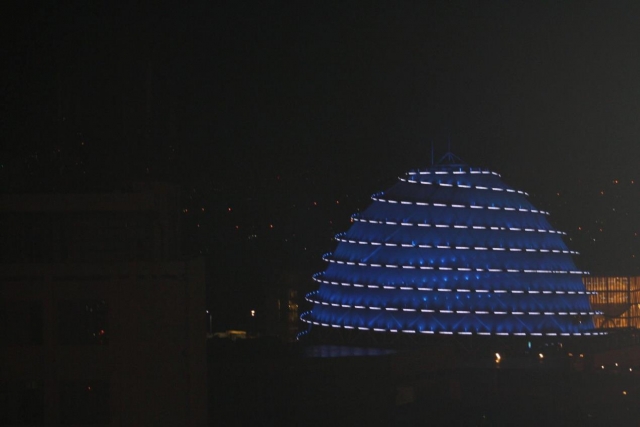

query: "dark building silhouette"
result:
(0, 183), (206, 426)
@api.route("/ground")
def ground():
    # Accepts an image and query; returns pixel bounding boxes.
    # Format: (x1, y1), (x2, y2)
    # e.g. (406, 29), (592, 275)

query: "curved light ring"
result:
(299, 313), (607, 337)
(406, 169), (501, 177)
(371, 195), (549, 215)
(305, 295), (601, 317)
(398, 177), (529, 196)
(322, 254), (589, 275)
(311, 274), (597, 295)
(334, 235), (578, 255)
(350, 216), (567, 235)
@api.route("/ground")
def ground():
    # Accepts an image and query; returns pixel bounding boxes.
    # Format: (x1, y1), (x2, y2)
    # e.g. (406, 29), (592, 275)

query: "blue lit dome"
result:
(301, 160), (601, 338)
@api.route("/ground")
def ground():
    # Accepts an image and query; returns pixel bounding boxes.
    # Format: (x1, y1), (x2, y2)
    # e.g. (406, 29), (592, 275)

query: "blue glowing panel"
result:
(301, 165), (600, 337)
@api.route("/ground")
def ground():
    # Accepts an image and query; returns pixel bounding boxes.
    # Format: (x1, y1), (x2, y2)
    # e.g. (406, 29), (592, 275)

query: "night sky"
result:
(2, 2), (640, 328)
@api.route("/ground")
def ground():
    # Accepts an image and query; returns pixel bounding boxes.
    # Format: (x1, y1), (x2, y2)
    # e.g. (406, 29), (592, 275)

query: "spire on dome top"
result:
(429, 139), (467, 167)
(437, 151), (466, 166)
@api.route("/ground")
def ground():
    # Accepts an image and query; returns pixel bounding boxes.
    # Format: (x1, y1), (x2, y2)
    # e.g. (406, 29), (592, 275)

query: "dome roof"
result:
(301, 162), (602, 338)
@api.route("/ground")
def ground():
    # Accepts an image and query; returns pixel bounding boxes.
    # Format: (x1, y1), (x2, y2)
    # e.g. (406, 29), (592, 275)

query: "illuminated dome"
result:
(301, 158), (602, 338)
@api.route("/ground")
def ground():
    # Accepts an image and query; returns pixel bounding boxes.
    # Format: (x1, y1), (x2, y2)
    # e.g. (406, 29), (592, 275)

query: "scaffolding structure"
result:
(584, 276), (640, 329)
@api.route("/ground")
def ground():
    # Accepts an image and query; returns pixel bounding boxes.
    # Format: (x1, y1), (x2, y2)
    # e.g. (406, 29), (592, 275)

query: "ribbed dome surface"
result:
(301, 163), (601, 337)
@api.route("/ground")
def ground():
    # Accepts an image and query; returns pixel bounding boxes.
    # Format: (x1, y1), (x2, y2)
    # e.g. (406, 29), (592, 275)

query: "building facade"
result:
(0, 183), (206, 426)
(584, 276), (640, 329)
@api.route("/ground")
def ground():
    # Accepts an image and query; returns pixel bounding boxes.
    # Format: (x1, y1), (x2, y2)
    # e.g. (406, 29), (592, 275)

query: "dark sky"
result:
(2, 1), (640, 326)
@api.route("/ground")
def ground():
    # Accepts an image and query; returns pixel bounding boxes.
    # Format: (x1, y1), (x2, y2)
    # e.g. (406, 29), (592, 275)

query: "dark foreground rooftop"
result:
(209, 335), (640, 426)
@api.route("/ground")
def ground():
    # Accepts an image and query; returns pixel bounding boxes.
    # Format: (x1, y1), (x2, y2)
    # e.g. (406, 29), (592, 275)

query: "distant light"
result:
(630, 368), (633, 372)
(495, 353), (501, 363)
(623, 391), (627, 395)
(601, 365), (605, 369)
(579, 354), (584, 358)
(538, 353), (544, 360)
(250, 310), (255, 317)
(615, 363), (619, 367)
(269, 224), (274, 229)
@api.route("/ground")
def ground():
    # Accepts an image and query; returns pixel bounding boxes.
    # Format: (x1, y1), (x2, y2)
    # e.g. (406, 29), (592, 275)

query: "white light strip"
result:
(398, 177), (528, 196)
(305, 296), (600, 317)
(406, 169), (501, 177)
(322, 254), (587, 275)
(311, 274), (596, 295)
(299, 315), (606, 337)
(350, 216), (566, 235)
